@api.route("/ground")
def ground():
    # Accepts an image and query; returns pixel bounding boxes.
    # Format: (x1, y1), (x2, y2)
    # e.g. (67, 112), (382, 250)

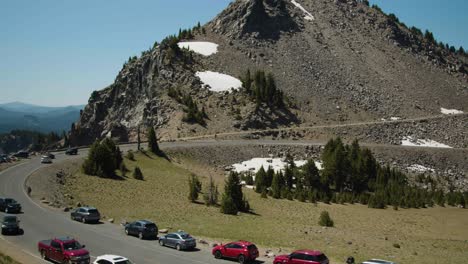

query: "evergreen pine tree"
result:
(188, 174), (202, 203)
(203, 176), (218, 206)
(255, 166), (267, 193)
(147, 127), (160, 155)
(271, 171), (284, 199)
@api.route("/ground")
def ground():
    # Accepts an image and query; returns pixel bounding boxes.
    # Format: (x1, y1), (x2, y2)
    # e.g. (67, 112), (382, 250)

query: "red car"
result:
(212, 240), (259, 263)
(274, 249), (329, 264)
(38, 237), (90, 264)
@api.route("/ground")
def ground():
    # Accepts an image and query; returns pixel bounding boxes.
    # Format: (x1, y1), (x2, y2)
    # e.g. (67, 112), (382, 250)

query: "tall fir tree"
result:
(147, 126), (160, 155)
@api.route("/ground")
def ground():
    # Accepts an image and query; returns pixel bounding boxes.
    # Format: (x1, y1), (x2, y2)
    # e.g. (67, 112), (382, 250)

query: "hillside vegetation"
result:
(65, 151), (468, 264)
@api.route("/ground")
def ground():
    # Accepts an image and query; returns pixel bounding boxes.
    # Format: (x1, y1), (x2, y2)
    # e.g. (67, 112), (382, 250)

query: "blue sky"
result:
(1, 0), (467, 106)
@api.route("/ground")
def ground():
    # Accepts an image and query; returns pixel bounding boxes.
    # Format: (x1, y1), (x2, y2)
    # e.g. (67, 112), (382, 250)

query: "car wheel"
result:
(1, 229), (4, 235)
(138, 232), (144, 240)
(40, 250), (47, 260)
(5, 208), (8, 213)
(125, 228), (129, 235)
(81, 217), (86, 224)
(238, 254), (245, 264)
(214, 250), (222, 259)
(159, 239), (165, 246)
(176, 244), (181, 251)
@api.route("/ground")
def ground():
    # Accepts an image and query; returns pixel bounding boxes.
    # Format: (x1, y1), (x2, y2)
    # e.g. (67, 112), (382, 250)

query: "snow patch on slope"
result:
(440, 107), (463, 115)
(232, 158), (322, 174)
(196, 71), (242, 92)
(407, 164), (435, 173)
(178, 41), (218, 56)
(401, 136), (452, 148)
(291, 0), (315, 21)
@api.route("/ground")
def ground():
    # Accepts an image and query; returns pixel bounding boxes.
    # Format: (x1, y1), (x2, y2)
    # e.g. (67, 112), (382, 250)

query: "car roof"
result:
(230, 240), (254, 246)
(362, 259), (396, 264)
(78, 206), (97, 210)
(172, 231), (189, 236)
(56, 237), (76, 242)
(97, 255), (129, 262)
(136, 220), (154, 224)
(294, 249), (324, 256)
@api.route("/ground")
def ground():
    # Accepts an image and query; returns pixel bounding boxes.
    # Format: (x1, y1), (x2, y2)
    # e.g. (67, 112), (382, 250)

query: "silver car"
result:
(159, 232), (196, 251)
(362, 260), (397, 264)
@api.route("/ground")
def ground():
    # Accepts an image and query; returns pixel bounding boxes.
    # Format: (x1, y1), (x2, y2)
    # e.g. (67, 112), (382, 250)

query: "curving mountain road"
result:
(1, 139), (465, 263)
(0, 143), (272, 264)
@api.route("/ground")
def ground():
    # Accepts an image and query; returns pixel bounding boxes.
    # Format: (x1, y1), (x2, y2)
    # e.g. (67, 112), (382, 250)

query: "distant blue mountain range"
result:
(0, 102), (85, 133)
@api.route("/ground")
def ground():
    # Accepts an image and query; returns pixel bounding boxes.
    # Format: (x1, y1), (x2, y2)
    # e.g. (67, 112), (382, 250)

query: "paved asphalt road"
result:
(0, 140), (294, 264)
(1, 139), (452, 263)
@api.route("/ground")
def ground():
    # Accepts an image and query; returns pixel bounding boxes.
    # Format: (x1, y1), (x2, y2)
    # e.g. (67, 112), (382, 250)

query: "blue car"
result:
(159, 232), (197, 251)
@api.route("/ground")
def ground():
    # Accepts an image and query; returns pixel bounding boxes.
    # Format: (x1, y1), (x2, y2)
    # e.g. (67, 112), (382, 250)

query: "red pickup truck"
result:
(38, 237), (90, 264)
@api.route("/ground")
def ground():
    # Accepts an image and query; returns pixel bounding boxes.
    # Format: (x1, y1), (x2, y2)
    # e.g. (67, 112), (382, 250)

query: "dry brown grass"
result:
(65, 152), (468, 264)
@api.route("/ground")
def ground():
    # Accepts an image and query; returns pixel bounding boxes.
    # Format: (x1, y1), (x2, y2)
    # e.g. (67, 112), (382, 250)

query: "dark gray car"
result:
(124, 220), (158, 240)
(1, 215), (21, 235)
(0, 198), (22, 213)
(70, 207), (101, 223)
(159, 232), (197, 250)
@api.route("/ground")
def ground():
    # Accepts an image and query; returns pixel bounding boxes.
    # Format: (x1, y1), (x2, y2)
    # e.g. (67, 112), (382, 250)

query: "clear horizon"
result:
(1, 0), (467, 107)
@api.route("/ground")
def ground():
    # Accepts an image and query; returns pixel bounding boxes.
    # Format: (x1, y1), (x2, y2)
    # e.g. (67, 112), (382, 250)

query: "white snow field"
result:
(232, 158), (323, 174)
(177, 41), (218, 56)
(407, 164), (435, 173)
(291, 0), (315, 21)
(440, 107), (464, 115)
(401, 136), (452, 148)
(196, 71), (242, 92)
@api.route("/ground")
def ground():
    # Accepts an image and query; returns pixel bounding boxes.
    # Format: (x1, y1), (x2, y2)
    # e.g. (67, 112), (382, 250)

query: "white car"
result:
(93, 255), (133, 264)
(362, 259), (397, 264)
(40, 156), (52, 164)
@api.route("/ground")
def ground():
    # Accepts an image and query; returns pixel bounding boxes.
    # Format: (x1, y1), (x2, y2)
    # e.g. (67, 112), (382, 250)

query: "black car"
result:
(65, 147), (78, 155)
(71, 207), (101, 223)
(1, 215), (21, 235)
(46, 153), (55, 159)
(13, 151), (29, 158)
(0, 198), (22, 213)
(124, 220), (158, 239)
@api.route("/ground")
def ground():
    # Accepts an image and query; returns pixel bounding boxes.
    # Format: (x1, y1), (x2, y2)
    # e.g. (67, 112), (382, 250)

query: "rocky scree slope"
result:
(71, 0), (467, 146)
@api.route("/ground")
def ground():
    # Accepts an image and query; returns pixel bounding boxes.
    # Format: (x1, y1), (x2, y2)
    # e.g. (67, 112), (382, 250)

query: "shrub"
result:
(203, 177), (219, 206)
(220, 194), (237, 215)
(318, 211), (334, 227)
(261, 189), (268, 199)
(133, 167), (144, 180)
(126, 151), (135, 161)
(188, 174), (202, 203)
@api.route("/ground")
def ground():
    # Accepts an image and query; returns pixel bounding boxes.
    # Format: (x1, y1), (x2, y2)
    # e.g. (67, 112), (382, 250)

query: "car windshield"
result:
(115, 260), (133, 264)
(144, 223), (156, 229)
(5, 199), (16, 204)
(63, 241), (82, 250)
(180, 233), (192, 239)
(3, 217), (17, 223)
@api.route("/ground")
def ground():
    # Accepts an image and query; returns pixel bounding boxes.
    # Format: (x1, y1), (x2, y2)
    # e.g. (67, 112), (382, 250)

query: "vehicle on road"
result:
(0, 197), (22, 213)
(46, 152), (55, 159)
(273, 249), (329, 264)
(124, 220), (158, 240)
(38, 237), (90, 264)
(212, 240), (259, 264)
(66, 147), (78, 155)
(362, 260), (397, 264)
(13, 151), (29, 158)
(93, 255), (133, 264)
(41, 156), (52, 163)
(1, 215), (22, 235)
(159, 231), (197, 250)
(71, 207), (101, 223)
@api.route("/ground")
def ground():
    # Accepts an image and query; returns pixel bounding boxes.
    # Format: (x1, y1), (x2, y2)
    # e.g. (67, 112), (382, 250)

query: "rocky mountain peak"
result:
(209, 0), (297, 39)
